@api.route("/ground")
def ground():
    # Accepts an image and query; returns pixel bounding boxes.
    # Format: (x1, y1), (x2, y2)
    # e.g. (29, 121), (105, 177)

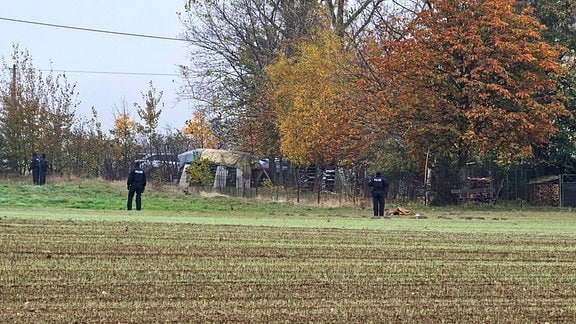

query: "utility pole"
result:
(11, 64), (17, 103)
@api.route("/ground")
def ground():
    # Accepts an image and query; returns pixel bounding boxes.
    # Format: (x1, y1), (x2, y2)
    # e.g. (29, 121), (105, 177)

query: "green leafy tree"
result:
(516, 0), (576, 50)
(515, 0), (576, 174)
(135, 81), (163, 154)
(68, 107), (110, 177)
(36, 70), (78, 174)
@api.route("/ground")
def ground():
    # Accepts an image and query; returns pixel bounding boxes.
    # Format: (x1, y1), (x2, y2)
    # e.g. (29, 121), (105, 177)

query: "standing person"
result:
(126, 161), (147, 211)
(368, 171), (389, 218)
(29, 152), (40, 185)
(39, 153), (49, 185)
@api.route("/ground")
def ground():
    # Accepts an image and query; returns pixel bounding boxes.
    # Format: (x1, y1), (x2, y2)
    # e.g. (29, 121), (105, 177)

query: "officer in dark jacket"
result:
(368, 171), (389, 217)
(29, 152), (40, 185)
(39, 153), (49, 185)
(127, 161), (147, 211)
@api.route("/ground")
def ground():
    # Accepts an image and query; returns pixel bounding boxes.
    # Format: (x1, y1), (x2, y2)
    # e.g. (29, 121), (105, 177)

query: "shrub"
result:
(186, 157), (213, 186)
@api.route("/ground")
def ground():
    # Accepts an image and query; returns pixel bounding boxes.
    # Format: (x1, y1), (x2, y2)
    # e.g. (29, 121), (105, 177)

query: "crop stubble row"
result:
(1, 218), (575, 322)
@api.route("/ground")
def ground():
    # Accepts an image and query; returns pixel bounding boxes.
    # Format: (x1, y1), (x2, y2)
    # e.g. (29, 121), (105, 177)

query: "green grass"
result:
(0, 179), (337, 213)
(0, 180), (575, 322)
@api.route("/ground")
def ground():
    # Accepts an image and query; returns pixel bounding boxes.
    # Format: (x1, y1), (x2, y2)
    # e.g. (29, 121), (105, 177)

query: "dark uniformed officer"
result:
(127, 161), (147, 211)
(368, 171), (389, 217)
(39, 153), (49, 185)
(29, 152), (40, 185)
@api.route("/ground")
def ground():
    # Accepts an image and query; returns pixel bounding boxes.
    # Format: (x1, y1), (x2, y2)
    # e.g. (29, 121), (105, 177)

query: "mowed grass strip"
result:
(1, 216), (575, 323)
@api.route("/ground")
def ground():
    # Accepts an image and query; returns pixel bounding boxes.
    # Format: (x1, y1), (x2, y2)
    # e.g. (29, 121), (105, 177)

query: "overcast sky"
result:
(0, 0), (193, 132)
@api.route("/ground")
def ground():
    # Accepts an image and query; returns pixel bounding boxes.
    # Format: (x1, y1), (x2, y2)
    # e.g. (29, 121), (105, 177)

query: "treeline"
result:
(2, 1), (576, 205)
(0, 46), (194, 180)
(179, 0), (576, 204)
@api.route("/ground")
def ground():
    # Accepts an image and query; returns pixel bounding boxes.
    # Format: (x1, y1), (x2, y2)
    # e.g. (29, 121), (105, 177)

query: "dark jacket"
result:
(39, 155), (49, 172)
(127, 166), (147, 191)
(29, 154), (40, 172)
(368, 174), (389, 194)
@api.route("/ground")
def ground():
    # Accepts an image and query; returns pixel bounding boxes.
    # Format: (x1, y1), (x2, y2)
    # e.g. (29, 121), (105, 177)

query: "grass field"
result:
(1, 180), (576, 322)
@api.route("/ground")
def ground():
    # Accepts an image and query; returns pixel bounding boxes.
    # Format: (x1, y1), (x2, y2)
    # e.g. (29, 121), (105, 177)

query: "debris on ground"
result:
(387, 207), (427, 219)
(389, 206), (413, 216)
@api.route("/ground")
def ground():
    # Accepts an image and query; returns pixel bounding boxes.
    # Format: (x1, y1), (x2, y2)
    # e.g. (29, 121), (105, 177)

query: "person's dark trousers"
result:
(39, 172), (46, 185)
(372, 192), (385, 216)
(32, 170), (40, 185)
(127, 188), (142, 210)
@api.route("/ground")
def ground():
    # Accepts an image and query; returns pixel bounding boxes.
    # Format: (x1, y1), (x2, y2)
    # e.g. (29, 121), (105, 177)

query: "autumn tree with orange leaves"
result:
(360, 0), (568, 204)
(182, 110), (219, 149)
(110, 106), (138, 176)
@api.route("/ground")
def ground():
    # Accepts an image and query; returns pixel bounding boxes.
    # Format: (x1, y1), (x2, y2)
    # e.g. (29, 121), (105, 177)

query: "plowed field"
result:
(1, 216), (575, 322)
